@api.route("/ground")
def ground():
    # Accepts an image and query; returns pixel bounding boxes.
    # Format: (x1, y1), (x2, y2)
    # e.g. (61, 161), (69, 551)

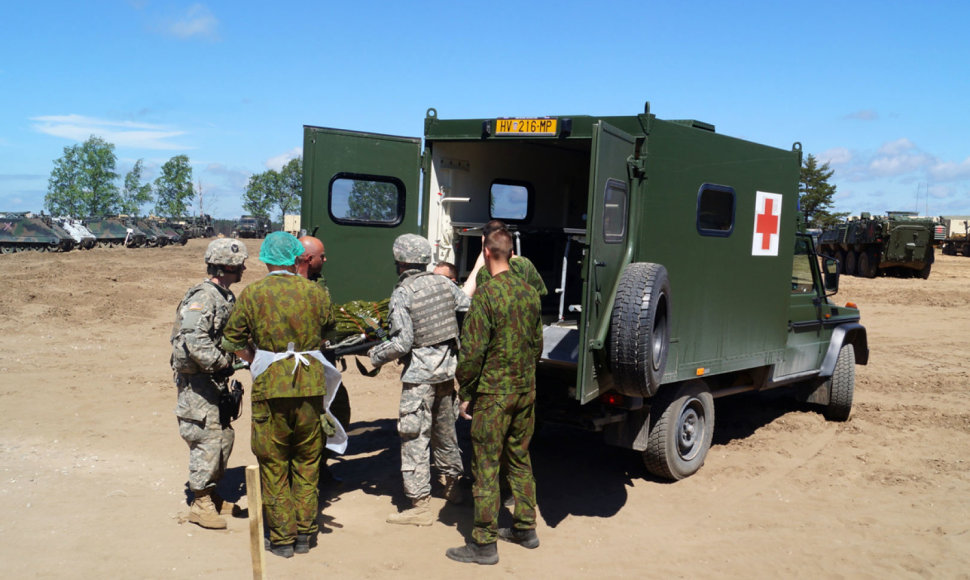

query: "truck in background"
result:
(818, 211), (936, 278)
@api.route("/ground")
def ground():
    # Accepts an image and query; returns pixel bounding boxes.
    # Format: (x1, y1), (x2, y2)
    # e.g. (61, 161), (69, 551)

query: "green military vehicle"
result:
(302, 103), (869, 480)
(232, 215), (271, 238)
(819, 211), (936, 279)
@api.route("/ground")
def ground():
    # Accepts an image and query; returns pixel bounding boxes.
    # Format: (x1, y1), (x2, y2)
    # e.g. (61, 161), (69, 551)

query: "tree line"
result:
(45, 136), (196, 218)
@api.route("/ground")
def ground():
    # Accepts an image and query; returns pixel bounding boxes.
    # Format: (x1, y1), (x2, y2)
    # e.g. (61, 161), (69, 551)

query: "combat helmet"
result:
(392, 234), (432, 265)
(205, 238), (248, 267)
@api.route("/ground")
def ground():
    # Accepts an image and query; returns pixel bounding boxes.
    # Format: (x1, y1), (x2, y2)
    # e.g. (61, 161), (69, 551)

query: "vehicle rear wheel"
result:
(824, 343), (855, 421)
(844, 250), (858, 276)
(643, 380), (714, 480)
(963, 243), (970, 257)
(609, 262), (671, 398)
(858, 251), (878, 278)
(918, 262), (932, 279)
(834, 250), (846, 273)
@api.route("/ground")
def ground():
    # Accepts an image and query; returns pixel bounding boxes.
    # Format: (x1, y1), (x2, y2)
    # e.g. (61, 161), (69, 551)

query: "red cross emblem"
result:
(752, 192), (782, 256)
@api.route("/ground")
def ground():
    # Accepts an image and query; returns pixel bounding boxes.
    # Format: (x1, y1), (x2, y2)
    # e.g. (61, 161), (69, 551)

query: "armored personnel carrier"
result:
(0, 213), (77, 253)
(54, 217), (97, 249)
(83, 217), (147, 248)
(819, 212), (935, 278)
(132, 219), (169, 247)
(302, 103), (868, 480)
(154, 220), (188, 245)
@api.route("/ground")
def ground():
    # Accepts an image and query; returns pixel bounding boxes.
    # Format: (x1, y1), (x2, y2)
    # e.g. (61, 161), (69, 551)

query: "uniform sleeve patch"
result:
(188, 302), (204, 311)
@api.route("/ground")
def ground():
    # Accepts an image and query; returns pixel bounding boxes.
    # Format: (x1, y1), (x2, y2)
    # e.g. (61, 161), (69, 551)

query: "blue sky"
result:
(1, 0), (968, 219)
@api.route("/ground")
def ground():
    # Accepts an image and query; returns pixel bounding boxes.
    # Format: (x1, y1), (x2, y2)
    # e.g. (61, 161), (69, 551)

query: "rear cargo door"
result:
(302, 126), (422, 304)
(577, 122), (636, 404)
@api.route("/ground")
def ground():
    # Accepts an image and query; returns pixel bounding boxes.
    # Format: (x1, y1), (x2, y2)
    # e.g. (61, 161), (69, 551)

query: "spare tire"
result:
(609, 262), (671, 398)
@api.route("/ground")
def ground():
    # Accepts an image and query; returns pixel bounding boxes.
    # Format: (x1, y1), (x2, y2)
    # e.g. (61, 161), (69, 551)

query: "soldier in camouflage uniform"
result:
(369, 234), (470, 526)
(171, 238), (248, 530)
(462, 219), (548, 298)
(446, 228), (543, 566)
(221, 232), (338, 558)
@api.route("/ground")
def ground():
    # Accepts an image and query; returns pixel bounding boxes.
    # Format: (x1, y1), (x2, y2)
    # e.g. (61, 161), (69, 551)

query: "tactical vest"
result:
(401, 272), (459, 348)
(170, 281), (234, 374)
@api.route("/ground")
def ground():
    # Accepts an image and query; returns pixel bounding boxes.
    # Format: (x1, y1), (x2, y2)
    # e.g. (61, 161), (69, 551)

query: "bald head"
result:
(298, 235), (326, 280)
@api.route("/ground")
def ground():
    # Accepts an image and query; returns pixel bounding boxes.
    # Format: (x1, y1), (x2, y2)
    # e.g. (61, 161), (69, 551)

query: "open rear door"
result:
(302, 126), (422, 304)
(577, 121), (636, 404)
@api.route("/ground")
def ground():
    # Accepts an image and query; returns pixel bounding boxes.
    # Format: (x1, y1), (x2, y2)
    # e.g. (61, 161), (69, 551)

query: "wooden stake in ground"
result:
(246, 465), (266, 580)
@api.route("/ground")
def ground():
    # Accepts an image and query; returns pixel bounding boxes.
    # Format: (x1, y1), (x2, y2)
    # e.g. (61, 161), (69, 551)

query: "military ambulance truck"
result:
(302, 103), (868, 480)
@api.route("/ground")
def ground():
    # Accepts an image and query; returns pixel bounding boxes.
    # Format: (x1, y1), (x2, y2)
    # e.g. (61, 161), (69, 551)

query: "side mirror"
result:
(822, 256), (840, 294)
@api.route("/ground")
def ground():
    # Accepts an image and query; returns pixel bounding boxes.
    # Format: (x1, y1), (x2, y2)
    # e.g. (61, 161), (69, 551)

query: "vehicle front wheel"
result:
(824, 343), (855, 421)
(643, 380), (714, 480)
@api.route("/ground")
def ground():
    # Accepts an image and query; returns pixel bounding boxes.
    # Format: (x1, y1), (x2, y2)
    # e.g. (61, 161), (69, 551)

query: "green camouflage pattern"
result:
(0, 214), (76, 253)
(475, 255), (548, 296)
(469, 390), (538, 544)
(221, 272), (335, 401)
(457, 271), (543, 400)
(83, 217), (146, 248)
(252, 396), (324, 545)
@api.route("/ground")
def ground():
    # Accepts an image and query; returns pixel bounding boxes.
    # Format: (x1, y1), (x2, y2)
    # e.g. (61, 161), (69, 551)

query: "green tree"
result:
(800, 154), (847, 228)
(121, 159), (153, 216)
(276, 157), (303, 220)
(154, 155), (194, 217)
(45, 136), (120, 216)
(348, 180), (397, 221)
(45, 144), (84, 216)
(242, 170), (276, 219)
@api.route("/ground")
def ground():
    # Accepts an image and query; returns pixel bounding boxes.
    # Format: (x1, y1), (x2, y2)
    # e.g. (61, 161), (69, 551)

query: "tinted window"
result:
(330, 174), (404, 225)
(603, 178), (627, 243)
(791, 236), (815, 294)
(490, 180), (532, 221)
(696, 184), (735, 236)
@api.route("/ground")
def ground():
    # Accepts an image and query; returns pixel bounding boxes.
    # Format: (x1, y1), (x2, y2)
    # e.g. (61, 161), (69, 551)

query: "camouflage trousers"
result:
(175, 374), (234, 492)
(252, 397), (324, 546)
(470, 390), (537, 545)
(398, 381), (463, 500)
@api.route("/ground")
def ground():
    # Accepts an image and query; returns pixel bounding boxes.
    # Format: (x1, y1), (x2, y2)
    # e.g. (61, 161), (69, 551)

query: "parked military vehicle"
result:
(131, 219), (170, 247)
(819, 211), (936, 279)
(302, 103), (869, 480)
(0, 213), (77, 253)
(154, 220), (188, 245)
(83, 217), (147, 248)
(174, 214), (214, 239)
(54, 217), (97, 249)
(232, 215), (271, 238)
(939, 216), (970, 256)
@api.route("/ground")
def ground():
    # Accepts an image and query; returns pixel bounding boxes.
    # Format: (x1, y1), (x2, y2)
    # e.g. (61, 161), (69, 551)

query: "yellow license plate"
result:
(495, 118), (558, 136)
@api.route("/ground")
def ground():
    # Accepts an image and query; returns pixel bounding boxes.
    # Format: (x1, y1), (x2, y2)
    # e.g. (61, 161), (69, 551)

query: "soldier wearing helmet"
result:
(170, 238), (248, 530)
(369, 233), (470, 526)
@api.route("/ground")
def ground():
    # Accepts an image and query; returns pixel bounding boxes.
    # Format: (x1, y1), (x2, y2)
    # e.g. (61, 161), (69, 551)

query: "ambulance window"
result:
(490, 180), (532, 222)
(329, 174), (404, 226)
(791, 237), (815, 293)
(696, 184), (735, 237)
(603, 178), (627, 243)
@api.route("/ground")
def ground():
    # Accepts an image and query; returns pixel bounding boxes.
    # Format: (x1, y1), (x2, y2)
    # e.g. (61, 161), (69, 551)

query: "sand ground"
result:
(1, 239), (968, 579)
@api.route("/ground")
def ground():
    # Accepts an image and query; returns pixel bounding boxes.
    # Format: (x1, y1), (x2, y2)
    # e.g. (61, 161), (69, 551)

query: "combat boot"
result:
(210, 490), (236, 515)
(188, 489), (227, 530)
(445, 541), (499, 565)
(440, 475), (464, 505)
(498, 527), (540, 549)
(295, 533), (318, 554)
(386, 495), (434, 526)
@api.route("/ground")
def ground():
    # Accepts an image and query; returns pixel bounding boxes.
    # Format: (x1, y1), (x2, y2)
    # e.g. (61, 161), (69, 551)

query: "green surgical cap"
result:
(259, 231), (304, 266)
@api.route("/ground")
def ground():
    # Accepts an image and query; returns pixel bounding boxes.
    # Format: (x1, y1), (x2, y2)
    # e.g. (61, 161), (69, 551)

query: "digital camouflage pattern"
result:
(457, 271), (542, 544)
(204, 238), (248, 266)
(221, 272), (334, 401)
(171, 280), (237, 492)
(369, 269), (470, 384)
(392, 233), (432, 264)
(475, 255), (548, 297)
(175, 374), (234, 492)
(457, 271), (543, 400)
(251, 397), (324, 545)
(398, 381), (463, 500)
(470, 390), (538, 544)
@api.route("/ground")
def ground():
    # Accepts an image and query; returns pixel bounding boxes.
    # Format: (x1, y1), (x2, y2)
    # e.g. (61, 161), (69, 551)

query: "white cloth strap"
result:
(249, 342), (347, 454)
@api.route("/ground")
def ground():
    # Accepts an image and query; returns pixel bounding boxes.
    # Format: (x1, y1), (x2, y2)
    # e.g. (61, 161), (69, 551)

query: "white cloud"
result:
(165, 4), (219, 40)
(818, 147), (852, 166)
(929, 157), (970, 182)
(265, 147), (303, 171)
(844, 110), (879, 121)
(867, 138), (934, 177)
(31, 114), (190, 150)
